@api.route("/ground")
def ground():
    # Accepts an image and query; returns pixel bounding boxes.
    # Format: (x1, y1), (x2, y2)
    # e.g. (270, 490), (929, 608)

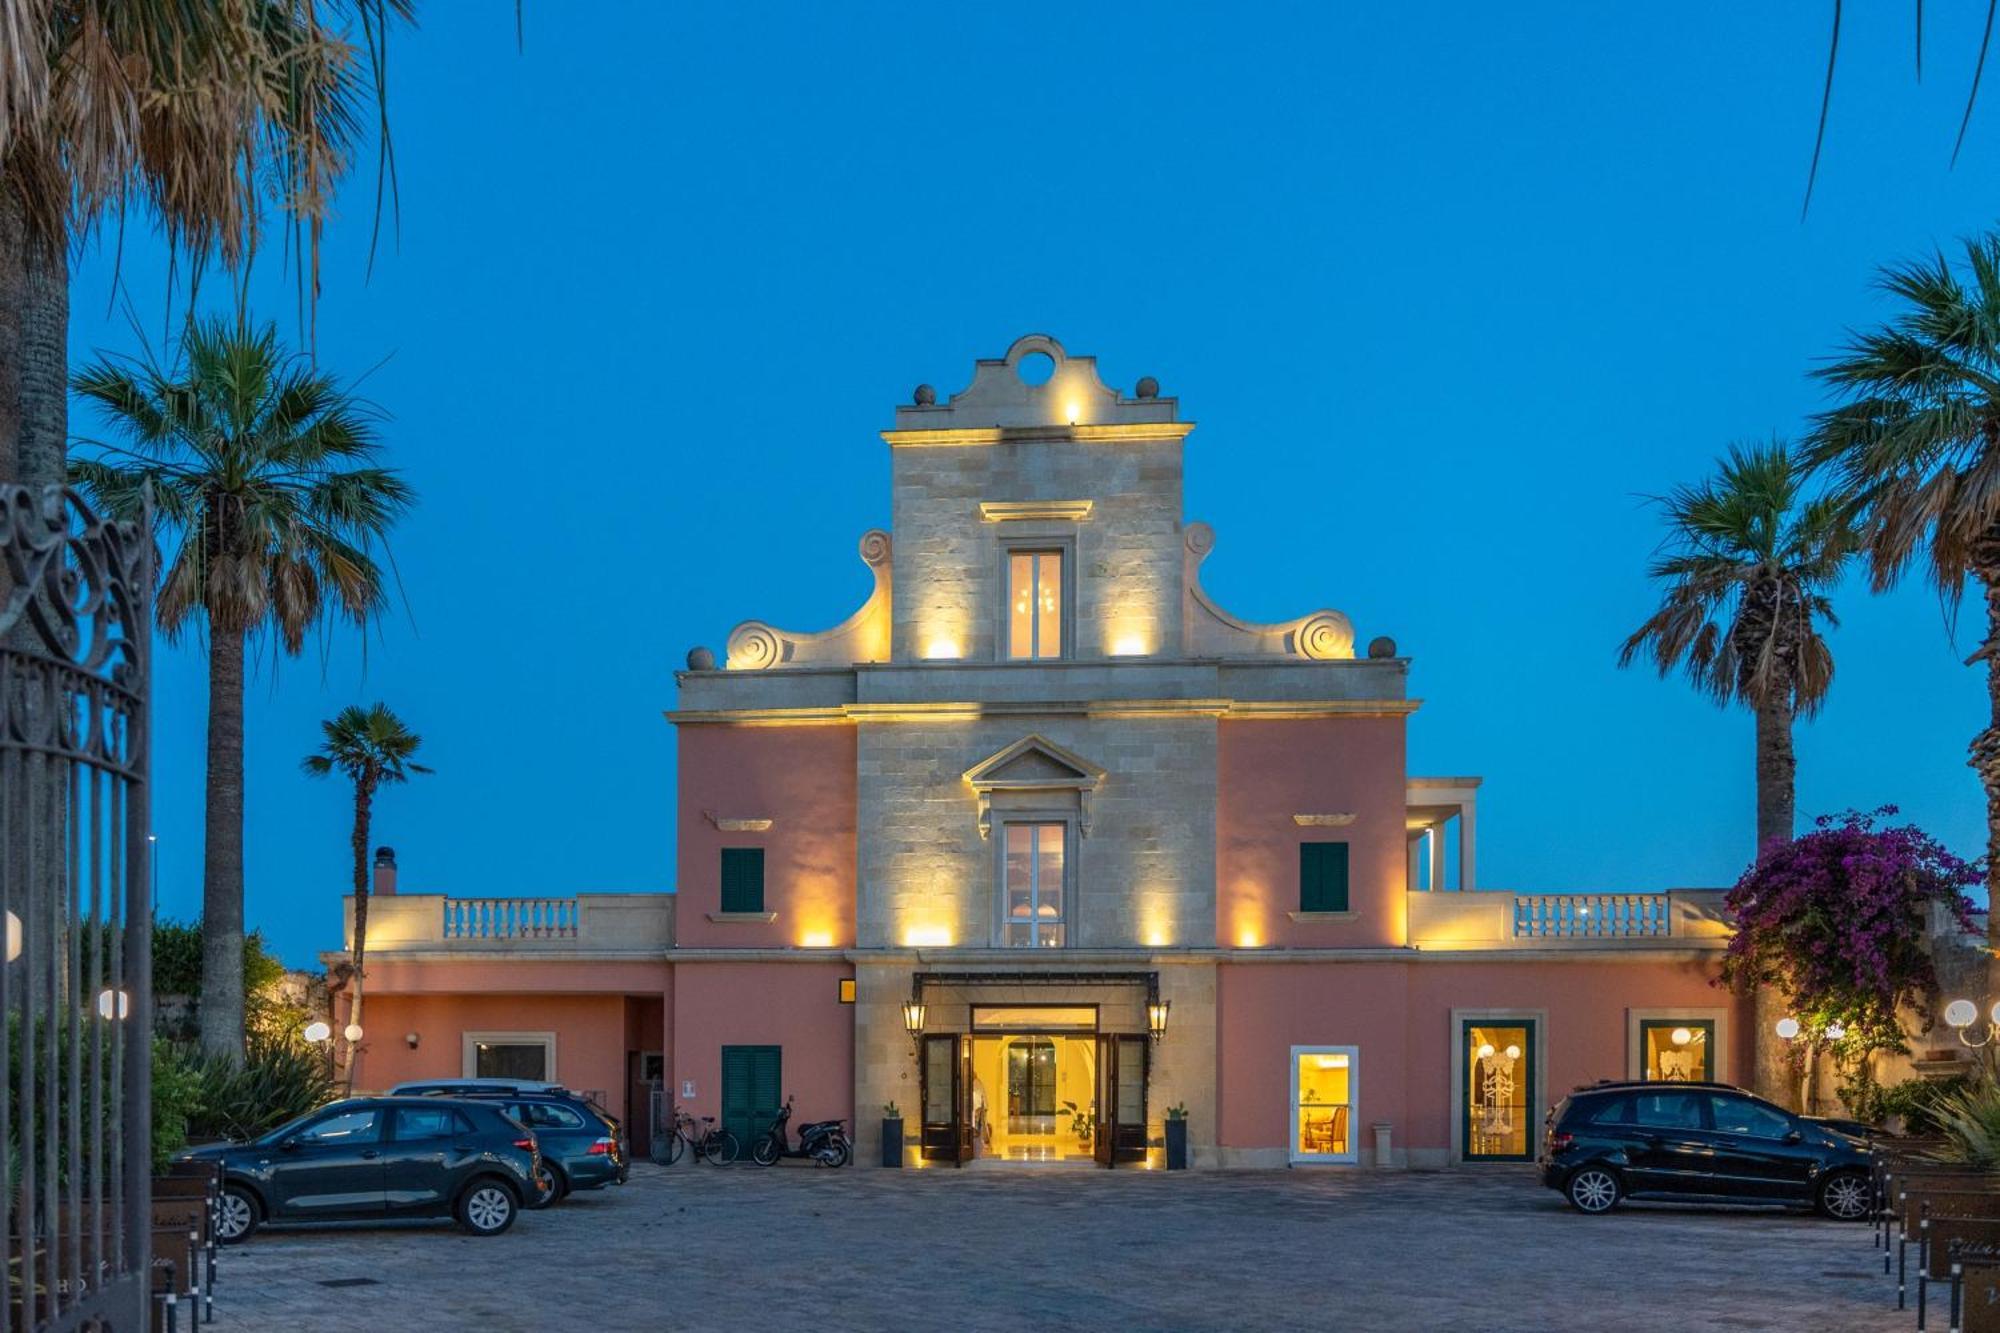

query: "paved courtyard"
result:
(212, 1164), (1909, 1331)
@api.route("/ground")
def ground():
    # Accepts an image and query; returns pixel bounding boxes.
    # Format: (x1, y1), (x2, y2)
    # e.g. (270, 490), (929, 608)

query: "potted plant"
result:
(881, 1101), (904, 1168)
(1164, 1102), (1189, 1170)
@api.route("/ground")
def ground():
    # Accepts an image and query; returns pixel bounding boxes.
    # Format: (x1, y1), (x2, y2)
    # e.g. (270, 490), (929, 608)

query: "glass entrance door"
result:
(1461, 1020), (1536, 1162)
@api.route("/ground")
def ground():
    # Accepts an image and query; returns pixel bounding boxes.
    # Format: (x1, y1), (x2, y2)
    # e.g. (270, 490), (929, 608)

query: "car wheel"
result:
(456, 1180), (518, 1236)
(1566, 1167), (1621, 1215)
(1817, 1170), (1871, 1221)
(528, 1164), (567, 1208)
(216, 1185), (261, 1244)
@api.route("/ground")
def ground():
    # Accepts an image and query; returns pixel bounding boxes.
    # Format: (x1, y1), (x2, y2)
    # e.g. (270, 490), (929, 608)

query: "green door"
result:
(721, 1045), (781, 1150)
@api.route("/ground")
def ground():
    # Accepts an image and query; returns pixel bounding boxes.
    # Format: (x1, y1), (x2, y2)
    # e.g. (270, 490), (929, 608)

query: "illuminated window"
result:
(1008, 551), (1063, 659)
(1639, 1018), (1714, 1082)
(1462, 1020), (1535, 1161)
(1290, 1046), (1357, 1163)
(1002, 822), (1066, 947)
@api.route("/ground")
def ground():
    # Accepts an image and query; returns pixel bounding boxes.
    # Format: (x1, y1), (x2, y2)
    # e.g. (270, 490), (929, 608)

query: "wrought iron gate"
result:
(1, 485), (153, 1330)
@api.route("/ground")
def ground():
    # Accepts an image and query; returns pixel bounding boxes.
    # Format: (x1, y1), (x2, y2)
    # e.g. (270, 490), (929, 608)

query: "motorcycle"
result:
(750, 1096), (851, 1167)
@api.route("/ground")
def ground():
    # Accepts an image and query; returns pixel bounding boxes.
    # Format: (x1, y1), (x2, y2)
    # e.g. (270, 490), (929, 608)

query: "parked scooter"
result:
(749, 1097), (851, 1167)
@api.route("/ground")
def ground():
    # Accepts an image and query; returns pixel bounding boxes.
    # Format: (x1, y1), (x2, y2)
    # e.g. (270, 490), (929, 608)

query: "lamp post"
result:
(1942, 998), (2000, 1049)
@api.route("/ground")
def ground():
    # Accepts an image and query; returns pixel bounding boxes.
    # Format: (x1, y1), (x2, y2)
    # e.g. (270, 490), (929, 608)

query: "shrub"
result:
(151, 1038), (203, 1169)
(182, 1033), (334, 1143)
(1875, 1075), (1972, 1135)
(1931, 1078), (2000, 1167)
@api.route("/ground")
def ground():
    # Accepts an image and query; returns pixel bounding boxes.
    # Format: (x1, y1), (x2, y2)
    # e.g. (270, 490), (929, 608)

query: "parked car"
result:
(389, 1080), (627, 1204)
(1539, 1080), (1873, 1219)
(175, 1096), (542, 1242)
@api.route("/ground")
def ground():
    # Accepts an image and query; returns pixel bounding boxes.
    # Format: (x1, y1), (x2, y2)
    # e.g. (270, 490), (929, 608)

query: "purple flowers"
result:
(1719, 806), (1980, 1038)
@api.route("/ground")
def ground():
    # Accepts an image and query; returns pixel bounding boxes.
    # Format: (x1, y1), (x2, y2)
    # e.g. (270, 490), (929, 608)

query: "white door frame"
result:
(461, 1030), (557, 1081)
(1288, 1044), (1360, 1165)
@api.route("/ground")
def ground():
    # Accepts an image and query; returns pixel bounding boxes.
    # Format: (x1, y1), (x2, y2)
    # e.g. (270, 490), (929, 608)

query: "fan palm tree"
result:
(304, 702), (429, 1089)
(1619, 443), (1851, 1107)
(1808, 230), (2000, 946)
(0, 0), (408, 486)
(69, 316), (413, 1062)
(1620, 441), (1850, 847)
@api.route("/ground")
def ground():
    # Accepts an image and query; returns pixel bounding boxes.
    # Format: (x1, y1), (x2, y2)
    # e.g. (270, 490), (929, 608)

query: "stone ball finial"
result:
(1367, 636), (1398, 659)
(913, 384), (937, 406)
(1135, 375), (1160, 399)
(686, 645), (717, 671)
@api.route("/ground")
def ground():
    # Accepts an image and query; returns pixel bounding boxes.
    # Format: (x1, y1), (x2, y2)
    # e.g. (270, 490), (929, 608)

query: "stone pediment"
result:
(962, 735), (1107, 839)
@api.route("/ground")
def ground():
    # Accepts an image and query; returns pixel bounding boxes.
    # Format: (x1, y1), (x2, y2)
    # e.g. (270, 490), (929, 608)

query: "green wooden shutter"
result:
(721, 1044), (782, 1149)
(720, 847), (765, 913)
(1300, 842), (1350, 912)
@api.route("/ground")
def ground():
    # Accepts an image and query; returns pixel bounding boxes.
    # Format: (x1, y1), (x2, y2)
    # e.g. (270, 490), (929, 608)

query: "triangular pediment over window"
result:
(962, 735), (1107, 839)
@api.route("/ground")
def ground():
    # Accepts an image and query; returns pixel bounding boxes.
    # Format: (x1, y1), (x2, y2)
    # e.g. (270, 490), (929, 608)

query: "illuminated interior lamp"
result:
(1669, 1027), (1693, 1047)
(1476, 1043), (1495, 1060)
(1504, 1044), (1521, 1061)
(1774, 1016), (1802, 1041)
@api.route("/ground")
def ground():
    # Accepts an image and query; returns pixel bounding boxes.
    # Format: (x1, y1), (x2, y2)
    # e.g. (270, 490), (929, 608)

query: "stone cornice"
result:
(665, 697), (1422, 726)
(979, 499), (1094, 522)
(882, 422), (1198, 448)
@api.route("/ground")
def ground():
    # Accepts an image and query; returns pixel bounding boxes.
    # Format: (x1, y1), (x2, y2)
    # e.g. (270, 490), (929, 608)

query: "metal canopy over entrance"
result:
(912, 972), (1152, 1168)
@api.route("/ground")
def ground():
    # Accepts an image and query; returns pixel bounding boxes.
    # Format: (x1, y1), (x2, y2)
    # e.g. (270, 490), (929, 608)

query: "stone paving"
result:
(211, 1163), (1911, 1331)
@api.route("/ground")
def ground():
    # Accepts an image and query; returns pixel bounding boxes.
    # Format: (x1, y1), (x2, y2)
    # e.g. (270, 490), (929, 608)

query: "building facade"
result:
(341, 335), (1745, 1168)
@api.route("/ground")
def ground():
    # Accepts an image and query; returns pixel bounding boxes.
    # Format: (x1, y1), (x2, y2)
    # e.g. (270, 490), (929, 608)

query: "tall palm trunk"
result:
(1751, 694), (1800, 1107)
(18, 228), (66, 487)
(198, 622), (248, 1063)
(0, 175), (25, 486)
(345, 778), (373, 1093)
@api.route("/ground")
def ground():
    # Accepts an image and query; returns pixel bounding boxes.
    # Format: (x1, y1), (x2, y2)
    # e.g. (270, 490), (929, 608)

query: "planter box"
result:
(1164, 1118), (1188, 1170)
(881, 1117), (903, 1168)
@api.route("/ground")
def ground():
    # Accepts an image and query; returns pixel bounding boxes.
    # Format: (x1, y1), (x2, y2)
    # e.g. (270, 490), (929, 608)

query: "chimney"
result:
(373, 846), (398, 896)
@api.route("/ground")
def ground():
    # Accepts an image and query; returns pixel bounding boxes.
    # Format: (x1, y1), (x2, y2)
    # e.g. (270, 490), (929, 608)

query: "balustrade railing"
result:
(442, 897), (580, 940)
(1512, 893), (1671, 939)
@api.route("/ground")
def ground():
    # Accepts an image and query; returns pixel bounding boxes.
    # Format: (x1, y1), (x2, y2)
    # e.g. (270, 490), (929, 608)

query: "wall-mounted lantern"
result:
(902, 999), (927, 1040)
(1148, 998), (1171, 1042)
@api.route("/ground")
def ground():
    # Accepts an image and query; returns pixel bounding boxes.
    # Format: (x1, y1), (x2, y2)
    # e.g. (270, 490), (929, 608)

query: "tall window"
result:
(1008, 551), (1063, 659)
(1639, 1018), (1715, 1082)
(1462, 1020), (1535, 1161)
(1003, 822), (1066, 946)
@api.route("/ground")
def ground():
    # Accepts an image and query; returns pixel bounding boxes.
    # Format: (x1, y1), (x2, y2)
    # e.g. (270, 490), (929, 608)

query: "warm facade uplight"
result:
(903, 925), (951, 948)
(800, 931), (834, 949)
(1110, 634), (1148, 657)
(924, 637), (961, 661)
(1064, 401), (1082, 425)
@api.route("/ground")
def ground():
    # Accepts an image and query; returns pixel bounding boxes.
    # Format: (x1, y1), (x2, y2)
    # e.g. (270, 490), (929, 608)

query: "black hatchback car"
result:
(175, 1096), (541, 1242)
(1539, 1080), (1873, 1219)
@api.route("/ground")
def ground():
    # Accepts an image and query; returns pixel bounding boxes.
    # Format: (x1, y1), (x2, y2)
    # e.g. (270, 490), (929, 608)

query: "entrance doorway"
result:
(921, 1026), (1148, 1167)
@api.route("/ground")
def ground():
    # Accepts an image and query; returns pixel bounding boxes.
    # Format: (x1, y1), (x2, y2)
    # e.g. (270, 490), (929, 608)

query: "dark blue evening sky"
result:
(67, 4), (2000, 965)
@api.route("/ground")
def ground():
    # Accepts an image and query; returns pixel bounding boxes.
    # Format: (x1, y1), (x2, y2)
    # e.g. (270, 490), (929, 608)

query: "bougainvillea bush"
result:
(1719, 807), (1980, 1111)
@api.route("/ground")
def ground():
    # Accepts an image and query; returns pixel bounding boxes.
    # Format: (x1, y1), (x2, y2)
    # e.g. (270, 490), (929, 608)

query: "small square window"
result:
(721, 847), (765, 914)
(1299, 842), (1349, 913)
(838, 978), (857, 1005)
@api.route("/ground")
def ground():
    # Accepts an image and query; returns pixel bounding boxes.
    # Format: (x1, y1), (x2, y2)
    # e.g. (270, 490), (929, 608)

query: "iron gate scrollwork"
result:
(1, 485), (153, 1331)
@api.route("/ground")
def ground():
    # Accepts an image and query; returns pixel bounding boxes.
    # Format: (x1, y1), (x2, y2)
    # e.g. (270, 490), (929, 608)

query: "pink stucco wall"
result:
(1216, 957), (1746, 1156)
(358, 992), (636, 1124)
(675, 724), (858, 949)
(1216, 717), (1408, 949)
(668, 962), (855, 1131)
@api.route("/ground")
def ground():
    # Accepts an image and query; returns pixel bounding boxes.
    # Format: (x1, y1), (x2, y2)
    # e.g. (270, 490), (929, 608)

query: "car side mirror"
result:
(278, 1137), (301, 1151)
(1783, 1130), (1803, 1144)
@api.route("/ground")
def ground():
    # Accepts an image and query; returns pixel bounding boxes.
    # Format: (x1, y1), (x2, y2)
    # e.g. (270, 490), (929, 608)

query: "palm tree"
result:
(1808, 231), (2000, 947)
(1619, 442), (1850, 1105)
(304, 702), (430, 1089)
(0, 1), (407, 486)
(69, 317), (413, 1062)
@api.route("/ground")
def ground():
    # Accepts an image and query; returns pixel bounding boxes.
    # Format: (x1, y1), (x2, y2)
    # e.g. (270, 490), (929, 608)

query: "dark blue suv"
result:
(1539, 1080), (1873, 1219)
(176, 1096), (541, 1241)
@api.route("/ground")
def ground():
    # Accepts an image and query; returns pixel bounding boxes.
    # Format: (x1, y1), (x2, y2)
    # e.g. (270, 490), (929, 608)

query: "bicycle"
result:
(652, 1104), (740, 1165)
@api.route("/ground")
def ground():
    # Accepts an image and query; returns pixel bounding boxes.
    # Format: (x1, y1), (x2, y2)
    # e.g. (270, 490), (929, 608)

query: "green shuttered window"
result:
(720, 847), (765, 913)
(1299, 842), (1350, 913)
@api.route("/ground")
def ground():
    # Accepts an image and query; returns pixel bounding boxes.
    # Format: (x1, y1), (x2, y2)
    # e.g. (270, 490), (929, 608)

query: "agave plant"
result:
(184, 1033), (334, 1143)
(1926, 1077), (2000, 1168)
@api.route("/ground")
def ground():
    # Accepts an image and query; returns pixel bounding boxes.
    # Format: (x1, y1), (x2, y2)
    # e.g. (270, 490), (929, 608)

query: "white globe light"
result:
(343, 1023), (364, 1042)
(1774, 1017), (1802, 1041)
(1825, 1022), (1847, 1041)
(95, 989), (129, 1020)
(1988, 1000), (2000, 1028)
(1670, 1027), (1693, 1047)
(1504, 1044), (1521, 1061)
(302, 1021), (332, 1043)
(1946, 999), (1979, 1029)
(1476, 1043), (1495, 1059)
